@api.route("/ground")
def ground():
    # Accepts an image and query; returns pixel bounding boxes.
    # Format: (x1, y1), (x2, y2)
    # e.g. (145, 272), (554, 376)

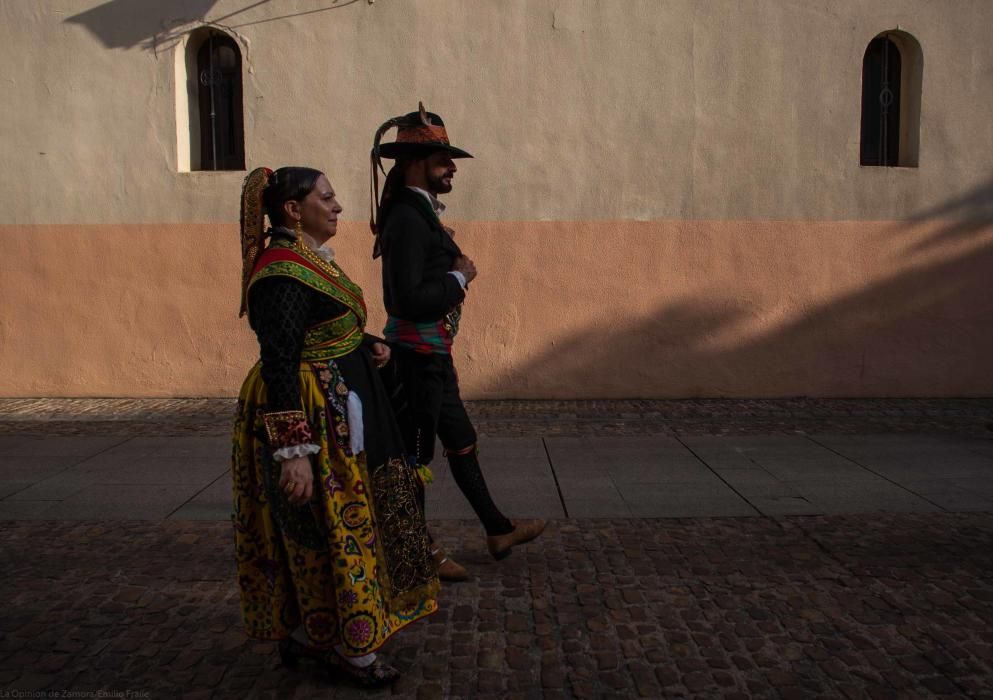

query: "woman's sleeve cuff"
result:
(272, 443), (321, 462)
(262, 410), (314, 449)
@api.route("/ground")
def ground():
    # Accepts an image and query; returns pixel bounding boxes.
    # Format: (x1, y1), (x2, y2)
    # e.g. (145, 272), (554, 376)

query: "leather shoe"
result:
(432, 547), (468, 581)
(487, 519), (546, 560)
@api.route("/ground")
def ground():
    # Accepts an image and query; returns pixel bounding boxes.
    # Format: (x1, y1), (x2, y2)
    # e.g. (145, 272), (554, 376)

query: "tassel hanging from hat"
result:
(369, 114), (405, 257)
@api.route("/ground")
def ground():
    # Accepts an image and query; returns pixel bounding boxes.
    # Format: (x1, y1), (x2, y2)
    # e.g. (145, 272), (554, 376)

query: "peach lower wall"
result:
(1, 220), (990, 398)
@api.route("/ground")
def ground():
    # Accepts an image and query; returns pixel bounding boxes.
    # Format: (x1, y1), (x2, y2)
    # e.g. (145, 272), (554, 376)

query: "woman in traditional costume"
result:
(232, 166), (438, 687)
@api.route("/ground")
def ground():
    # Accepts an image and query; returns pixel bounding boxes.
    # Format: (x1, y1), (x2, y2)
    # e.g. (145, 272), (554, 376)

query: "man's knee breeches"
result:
(393, 347), (477, 465)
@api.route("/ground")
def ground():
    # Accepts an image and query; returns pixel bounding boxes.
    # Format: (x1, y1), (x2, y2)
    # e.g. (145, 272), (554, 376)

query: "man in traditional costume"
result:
(368, 105), (546, 580)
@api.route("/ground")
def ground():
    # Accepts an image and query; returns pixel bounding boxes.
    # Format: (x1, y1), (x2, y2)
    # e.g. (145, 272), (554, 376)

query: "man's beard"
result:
(426, 171), (454, 194)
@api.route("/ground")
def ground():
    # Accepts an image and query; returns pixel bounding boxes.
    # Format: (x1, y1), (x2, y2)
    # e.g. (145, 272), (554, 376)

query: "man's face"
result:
(422, 151), (457, 195)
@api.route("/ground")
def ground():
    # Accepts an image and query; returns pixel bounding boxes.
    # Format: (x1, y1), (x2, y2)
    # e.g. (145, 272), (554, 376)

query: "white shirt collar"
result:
(407, 186), (446, 217)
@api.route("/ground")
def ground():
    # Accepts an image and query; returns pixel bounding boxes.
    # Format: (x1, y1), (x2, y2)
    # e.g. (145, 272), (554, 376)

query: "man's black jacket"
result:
(379, 187), (466, 323)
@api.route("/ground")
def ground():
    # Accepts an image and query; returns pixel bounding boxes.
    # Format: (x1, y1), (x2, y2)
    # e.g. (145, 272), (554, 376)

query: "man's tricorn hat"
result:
(372, 102), (473, 162)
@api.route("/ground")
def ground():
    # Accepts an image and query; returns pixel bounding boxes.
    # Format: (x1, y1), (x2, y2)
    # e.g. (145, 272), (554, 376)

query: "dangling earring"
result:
(294, 219), (303, 236)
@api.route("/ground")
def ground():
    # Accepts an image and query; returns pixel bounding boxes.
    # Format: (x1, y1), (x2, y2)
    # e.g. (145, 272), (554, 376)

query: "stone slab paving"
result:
(169, 473), (234, 521)
(0, 436), (231, 520)
(3, 433), (993, 520)
(681, 435), (948, 517)
(2, 515), (993, 698)
(426, 437), (565, 520)
(545, 436), (758, 519)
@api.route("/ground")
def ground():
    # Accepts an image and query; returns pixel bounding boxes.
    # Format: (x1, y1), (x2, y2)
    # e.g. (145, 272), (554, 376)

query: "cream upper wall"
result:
(2, 0), (992, 225)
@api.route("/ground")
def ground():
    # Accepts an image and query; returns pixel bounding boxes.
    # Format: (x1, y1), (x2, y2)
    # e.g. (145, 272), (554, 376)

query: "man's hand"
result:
(370, 342), (391, 368)
(453, 255), (478, 285)
(279, 456), (314, 506)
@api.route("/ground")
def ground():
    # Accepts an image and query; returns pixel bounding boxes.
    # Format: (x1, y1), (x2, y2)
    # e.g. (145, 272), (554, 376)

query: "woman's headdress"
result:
(239, 166), (273, 316)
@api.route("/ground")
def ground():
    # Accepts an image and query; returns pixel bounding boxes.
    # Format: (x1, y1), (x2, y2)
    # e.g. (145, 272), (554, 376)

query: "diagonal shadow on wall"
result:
(904, 173), (993, 253)
(65, 0), (363, 52)
(505, 178), (993, 398)
(65, 0), (222, 49)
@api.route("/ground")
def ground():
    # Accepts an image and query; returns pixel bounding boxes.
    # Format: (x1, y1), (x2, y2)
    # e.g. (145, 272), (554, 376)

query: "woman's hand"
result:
(370, 342), (391, 368)
(279, 456), (314, 505)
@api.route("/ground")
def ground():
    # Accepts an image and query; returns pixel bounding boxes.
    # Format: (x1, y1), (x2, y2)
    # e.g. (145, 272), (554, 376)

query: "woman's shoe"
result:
(326, 652), (401, 688)
(432, 546), (469, 581)
(279, 638), (400, 688)
(486, 519), (547, 560)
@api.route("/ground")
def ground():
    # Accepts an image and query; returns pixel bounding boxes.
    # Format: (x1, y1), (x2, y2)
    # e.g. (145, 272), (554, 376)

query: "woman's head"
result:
(263, 166), (343, 241)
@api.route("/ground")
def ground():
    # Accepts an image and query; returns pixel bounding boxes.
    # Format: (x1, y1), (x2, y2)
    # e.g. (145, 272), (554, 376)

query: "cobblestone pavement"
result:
(3, 514), (993, 699)
(1, 397), (991, 437)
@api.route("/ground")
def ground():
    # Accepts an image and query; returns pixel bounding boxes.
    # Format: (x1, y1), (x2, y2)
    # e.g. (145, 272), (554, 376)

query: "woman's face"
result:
(293, 174), (343, 241)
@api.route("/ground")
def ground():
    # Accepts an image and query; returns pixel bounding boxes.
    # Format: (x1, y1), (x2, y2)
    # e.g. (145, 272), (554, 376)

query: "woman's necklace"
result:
(293, 235), (341, 278)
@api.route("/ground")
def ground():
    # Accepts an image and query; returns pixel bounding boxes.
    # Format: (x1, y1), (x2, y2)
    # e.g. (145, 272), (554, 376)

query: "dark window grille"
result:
(197, 33), (245, 171)
(860, 36), (902, 167)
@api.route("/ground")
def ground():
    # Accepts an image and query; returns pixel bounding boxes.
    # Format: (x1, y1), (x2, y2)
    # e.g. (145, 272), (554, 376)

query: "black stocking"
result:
(446, 447), (514, 536)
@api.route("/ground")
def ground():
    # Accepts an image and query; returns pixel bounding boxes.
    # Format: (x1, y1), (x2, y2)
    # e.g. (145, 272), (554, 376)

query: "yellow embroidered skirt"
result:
(232, 358), (438, 656)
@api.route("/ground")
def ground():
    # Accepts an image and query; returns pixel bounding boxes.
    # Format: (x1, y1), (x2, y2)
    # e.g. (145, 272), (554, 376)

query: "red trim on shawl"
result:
(252, 247), (367, 316)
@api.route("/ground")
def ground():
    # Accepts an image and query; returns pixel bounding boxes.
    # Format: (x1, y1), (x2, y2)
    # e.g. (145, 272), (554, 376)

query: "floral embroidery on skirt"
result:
(232, 360), (438, 656)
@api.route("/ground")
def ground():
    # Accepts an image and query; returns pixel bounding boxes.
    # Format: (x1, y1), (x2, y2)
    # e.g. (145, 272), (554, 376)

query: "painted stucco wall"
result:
(1, 1), (991, 397)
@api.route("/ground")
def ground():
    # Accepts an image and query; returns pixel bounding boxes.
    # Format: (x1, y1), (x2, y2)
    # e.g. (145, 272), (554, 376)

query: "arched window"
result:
(195, 31), (244, 170)
(176, 29), (244, 172)
(860, 31), (922, 168)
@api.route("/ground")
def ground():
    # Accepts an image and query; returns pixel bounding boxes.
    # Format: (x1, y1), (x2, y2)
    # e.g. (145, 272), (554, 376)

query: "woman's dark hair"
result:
(263, 167), (323, 227)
